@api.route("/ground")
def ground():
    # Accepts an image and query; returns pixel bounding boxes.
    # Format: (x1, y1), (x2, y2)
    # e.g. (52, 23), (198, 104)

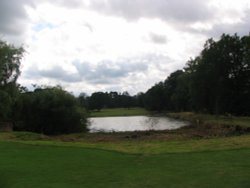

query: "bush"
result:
(14, 87), (88, 135)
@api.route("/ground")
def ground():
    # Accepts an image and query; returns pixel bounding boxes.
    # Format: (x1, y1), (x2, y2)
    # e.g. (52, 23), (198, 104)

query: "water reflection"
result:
(88, 116), (188, 133)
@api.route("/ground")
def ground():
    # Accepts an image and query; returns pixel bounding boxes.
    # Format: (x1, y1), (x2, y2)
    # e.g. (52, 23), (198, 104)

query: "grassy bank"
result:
(89, 107), (149, 117)
(1, 132), (250, 154)
(167, 112), (250, 128)
(0, 138), (250, 188)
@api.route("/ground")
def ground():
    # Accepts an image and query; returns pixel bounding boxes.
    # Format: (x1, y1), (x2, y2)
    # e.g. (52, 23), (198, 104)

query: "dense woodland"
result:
(143, 34), (250, 115)
(0, 33), (250, 134)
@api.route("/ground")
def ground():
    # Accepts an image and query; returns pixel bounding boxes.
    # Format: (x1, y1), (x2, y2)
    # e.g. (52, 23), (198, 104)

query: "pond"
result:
(88, 116), (189, 132)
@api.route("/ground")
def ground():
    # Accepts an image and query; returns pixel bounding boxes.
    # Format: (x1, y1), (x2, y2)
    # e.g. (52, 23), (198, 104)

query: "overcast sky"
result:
(1, 0), (250, 95)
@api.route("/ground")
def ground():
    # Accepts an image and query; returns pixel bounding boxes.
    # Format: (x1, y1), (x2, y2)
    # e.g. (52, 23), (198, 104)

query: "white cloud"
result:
(1, 0), (250, 95)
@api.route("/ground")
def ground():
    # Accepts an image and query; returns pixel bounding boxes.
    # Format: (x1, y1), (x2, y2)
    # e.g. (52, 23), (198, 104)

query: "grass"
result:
(1, 132), (250, 154)
(1, 111), (250, 187)
(89, 107), (150, 117)
(167, 112), (250, 127)
(0, 139), (250, 188)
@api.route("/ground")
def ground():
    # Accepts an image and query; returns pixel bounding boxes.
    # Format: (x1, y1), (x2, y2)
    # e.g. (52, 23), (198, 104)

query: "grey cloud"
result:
(48, 0), (85, 8)
(184, 8), (250, 37)
(84, 23), (94, 32)
(23, 53), (176, 95)
(149, 33), (167, 44)
(73, 59), (149, 84)
(25, 59), (149, 85)
(25, 66), (82, 83)
(0, 0), (84, 43)
(89, 0), (214, 23)
(0, 0), (33, 36)
(207, 9), (250, 38)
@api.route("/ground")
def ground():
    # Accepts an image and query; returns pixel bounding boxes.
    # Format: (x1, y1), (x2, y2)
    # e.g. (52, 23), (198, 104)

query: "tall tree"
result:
(144, 82), (166, 111)
(0, 40), (24, 88)
(187, 34), (250, 115)
(164, 70), (185, 111)
(0, 40), (24, 121)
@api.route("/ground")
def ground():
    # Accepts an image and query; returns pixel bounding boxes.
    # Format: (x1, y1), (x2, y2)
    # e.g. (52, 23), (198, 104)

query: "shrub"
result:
(14, 87), (88, 135)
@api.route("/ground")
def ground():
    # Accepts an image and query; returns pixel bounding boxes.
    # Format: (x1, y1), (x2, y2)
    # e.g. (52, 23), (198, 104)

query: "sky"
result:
(0, 0), (250, 95)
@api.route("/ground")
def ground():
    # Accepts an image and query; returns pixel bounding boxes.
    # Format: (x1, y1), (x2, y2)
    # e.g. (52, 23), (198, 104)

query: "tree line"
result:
(79, 91), (143, 111)
(0, 33), (249, 135)
(143, 34), (250, 115)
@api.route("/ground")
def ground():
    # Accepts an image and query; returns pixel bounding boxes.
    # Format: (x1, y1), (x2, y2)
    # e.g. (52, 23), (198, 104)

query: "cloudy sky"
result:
(1, 0), (250, 95)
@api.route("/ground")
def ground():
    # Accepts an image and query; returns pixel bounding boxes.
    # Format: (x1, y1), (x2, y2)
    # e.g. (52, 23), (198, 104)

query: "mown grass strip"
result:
(89, 108), (150, 117)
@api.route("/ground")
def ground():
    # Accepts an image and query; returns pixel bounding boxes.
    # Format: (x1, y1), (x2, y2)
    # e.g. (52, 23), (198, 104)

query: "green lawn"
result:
(89, 108), (150, 117)
(0, 137), (250, 188)
(1, 111), (250, 187)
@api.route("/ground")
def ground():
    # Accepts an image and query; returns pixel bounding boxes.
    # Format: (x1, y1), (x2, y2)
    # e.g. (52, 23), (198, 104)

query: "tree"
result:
(88, 92), (108, 111)
(0, 40), (24, 122)
(78, 92), (88, 108)
(144, 70), (190, 112)
(143, 33), (250, 115)
(164, 70), (185, 111)
(108, 91), (119, 108)
(135, 92), (145, 107)
(0, 40), (24, 87)
(144, 82), (166, 111)
(170, 72), (191, 111)
(14, 86), (88, 135)
(186, 34), (250, 115)
(120, 91), (134, 109)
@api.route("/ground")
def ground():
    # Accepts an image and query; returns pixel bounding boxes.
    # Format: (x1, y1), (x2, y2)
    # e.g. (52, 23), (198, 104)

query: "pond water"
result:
(88, 116), (189, 132)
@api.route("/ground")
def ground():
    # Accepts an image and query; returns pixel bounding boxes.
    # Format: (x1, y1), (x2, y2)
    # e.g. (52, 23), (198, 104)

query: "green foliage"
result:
(144, 82), (166, 111)
(144, 70), (189, 112)
(170, 73), (191, 111)
(14, 86), (88, 135)
(88, 92), (108, 110)
(87, 91), (137, 111)
(0, 40), (24, 87)
(0, 40), (24, 121)
(188, 34), (250, 115)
